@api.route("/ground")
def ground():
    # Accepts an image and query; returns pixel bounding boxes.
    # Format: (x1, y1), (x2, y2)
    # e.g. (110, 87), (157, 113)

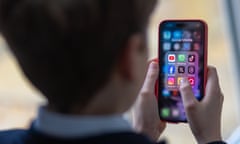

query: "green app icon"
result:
(178, 54), (186, 62)
(161, 108), (170, 118)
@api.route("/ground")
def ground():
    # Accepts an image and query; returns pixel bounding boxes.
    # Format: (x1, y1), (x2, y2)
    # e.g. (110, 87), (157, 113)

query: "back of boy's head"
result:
(0, 0), (156, 113)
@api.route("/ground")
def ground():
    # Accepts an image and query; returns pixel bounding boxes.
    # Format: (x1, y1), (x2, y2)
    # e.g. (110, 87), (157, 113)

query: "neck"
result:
(48, 79), (134, 116)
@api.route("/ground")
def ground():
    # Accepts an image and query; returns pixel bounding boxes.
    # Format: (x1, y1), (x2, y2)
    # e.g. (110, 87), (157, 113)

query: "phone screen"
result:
(158, 20), (207, 122)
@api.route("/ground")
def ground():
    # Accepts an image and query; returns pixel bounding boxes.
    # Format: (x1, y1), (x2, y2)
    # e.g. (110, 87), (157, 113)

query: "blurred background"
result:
(0, 0), (239, 143)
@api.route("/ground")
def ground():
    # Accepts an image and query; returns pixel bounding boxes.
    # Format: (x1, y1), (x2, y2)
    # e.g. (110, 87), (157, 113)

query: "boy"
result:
(0, 0), (225, 144)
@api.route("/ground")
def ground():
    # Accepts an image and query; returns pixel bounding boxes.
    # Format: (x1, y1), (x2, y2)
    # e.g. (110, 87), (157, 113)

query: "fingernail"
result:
(150, 62), (158, 69)
(180, 78), (189, 87)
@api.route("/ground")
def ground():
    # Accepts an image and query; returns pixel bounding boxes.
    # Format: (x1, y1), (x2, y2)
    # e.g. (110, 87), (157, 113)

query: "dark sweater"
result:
(0, 125), (166, 144)
(0, 125), (227, 144)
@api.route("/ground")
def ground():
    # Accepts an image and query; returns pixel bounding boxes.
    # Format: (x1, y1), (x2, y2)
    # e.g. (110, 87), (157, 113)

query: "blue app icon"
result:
(195, 90), (201, 100)
(162, 65), (168, 73)
(168, 65), (175, 74)
(183, 31), (192, 39)
(163, 43), (171, 51)
(182, 43), (191, 50)
(163, 31), (171, 40)
(173, 31), (182, 39)
(162, 89), (170, 97)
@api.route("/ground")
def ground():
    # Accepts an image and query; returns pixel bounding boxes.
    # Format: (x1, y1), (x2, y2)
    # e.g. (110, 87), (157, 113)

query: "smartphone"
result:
(158, 20), (207, 123)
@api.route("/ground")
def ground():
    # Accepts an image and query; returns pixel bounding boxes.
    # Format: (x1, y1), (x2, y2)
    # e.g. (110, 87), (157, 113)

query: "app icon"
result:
(172, 108), (180, 117)
(162, 89), (170, 97)
(161, 108), (170, 118)
(168, 54), (176, 62)
(172, 91), (179, 97)
(168, 65), (175, 74)
(162, 65), (168, 73)
(195, 90), (201, 99)
(167, 77), (175, 85)
(177, 77), (184, 85)
(163, 31), (171, 40)
(163, 43), (171, 51)
(173, 31), (182, 39)
(188, 77), (195, 86)
(188, 55), (196, 62)
(183, 31), (192, 39)
(188, 66), (195, 74)
(193, 31), (201, 40)
(173, 43), (181, 50)
(182, 43), (191, 51)
(178, 54), (186, 62)
(193, 43), (200, 51)
(178, 66), (185, 74)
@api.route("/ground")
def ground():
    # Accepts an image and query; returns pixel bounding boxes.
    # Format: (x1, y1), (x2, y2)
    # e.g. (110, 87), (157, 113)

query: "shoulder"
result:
(30, 129), (159, 144)
(76, 132), (162, 144)
(0, 129), (28, 144)
(0, 129), (164, 144)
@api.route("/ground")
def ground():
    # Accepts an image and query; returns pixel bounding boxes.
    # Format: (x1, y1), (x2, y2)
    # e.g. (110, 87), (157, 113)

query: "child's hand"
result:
(132, 61), (166, 142)
(180, 66), (224, 144)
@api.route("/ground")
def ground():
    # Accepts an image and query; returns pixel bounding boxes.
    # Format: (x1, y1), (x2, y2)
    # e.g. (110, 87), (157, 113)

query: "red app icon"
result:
(168, 54), (176, 62)
(193, 43), (200, 51)
(188, 77), (195, 86)
(172, 90), (179, 96)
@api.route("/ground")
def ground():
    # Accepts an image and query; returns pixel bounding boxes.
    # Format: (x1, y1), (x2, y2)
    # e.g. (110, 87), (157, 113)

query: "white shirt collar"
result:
(33, 106), (132, 138)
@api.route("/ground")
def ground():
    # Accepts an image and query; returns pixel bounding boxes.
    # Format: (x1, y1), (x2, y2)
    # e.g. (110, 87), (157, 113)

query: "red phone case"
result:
(157, 19), (208, 123)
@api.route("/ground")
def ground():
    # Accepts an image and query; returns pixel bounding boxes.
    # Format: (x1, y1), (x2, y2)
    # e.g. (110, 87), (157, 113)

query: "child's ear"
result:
(118, 34), (143, 80)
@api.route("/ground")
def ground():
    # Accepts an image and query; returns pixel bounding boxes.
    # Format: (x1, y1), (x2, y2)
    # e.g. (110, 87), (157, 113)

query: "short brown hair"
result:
(0, 0), (156, 113)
